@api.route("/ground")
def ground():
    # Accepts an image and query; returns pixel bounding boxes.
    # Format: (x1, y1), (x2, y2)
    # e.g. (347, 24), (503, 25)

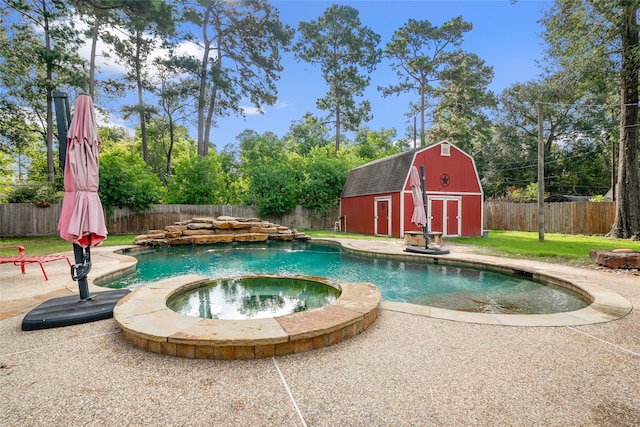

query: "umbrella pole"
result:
(71, 244), (92, 301)
(420, 165), (429, 249)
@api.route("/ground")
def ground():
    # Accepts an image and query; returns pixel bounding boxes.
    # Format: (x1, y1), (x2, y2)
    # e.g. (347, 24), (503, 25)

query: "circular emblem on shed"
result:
(440, 174), (450, 187)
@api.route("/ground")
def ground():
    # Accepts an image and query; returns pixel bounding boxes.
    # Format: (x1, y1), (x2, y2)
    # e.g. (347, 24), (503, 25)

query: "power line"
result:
(538, 101), (639, 108)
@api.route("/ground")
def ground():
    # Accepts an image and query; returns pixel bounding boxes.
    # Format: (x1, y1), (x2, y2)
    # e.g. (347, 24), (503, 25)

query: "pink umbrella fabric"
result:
(58, 94), (107, 247)
(410, 166), (427, 228)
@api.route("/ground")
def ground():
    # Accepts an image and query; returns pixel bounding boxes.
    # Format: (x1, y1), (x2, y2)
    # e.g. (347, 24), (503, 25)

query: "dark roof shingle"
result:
(341, 148), (421, 198)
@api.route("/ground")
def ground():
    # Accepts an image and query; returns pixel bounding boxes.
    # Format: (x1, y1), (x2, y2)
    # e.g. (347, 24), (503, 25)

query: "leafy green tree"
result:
(485, 75), (612, 198)
(542, 0), (640, 238)
(1, 0), (86, 182)
(150, 56), (197, 181)
(99, 145), (165, 215)
(505, 183), (545, 203)
(218, 143), (246, 205)
(165, 153), (226, 204)
(381, 17), (472, 145)
(0, 98), (42, 182)
(285, 113), (331, 156)
(237, 130), (302, 216)
(294, 4), (382, 155)
(553, 134), (610, 195)
(353, 127), (401, 162)
(144, 118), (194, 185)
(180, 0), (293, 156)
(98, 125), (133, 151)
(71, 0), (123, 98)
(102, 0), (175, 165)
(0, 151), (11, 201)
(5, 181), (63, 204)
(428, 51), (496, 153)
(298, 145), (353, 212)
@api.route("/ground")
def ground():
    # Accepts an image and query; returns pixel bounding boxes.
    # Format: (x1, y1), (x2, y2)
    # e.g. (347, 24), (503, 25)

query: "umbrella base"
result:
(21, 289), (130, 331)
(404, 245), (450, 255)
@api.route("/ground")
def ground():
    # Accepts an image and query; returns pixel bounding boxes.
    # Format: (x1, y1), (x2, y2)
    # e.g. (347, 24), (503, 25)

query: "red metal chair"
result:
(0, 245), (71, 281)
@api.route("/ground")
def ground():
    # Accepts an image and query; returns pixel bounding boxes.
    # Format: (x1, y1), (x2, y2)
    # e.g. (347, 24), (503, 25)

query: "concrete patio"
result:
(1, 239), (639, 426)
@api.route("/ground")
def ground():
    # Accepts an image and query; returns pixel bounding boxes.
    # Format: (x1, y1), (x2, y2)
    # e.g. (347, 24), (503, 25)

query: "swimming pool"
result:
(103, 241), (590, 314)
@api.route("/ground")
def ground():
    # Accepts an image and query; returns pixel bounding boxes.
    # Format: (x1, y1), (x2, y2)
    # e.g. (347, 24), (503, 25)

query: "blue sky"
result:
(205, 0), (552, 149)
(70, 0), (551, 150)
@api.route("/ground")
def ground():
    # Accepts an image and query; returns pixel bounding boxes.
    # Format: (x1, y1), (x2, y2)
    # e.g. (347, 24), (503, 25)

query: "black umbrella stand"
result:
(21, 92), (129, 331)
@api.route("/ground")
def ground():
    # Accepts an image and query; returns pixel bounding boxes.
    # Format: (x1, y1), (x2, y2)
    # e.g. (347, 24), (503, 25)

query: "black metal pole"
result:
(72, 244), (91, 300)
(420, 165), (429, 249)
(53, 92), (70, 171)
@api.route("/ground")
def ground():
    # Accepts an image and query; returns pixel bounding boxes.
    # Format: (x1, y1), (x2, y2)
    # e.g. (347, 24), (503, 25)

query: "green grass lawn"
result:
(0, 234), (137, 256)
(447, 231), (640, 265)
(305, 229), (640, 266)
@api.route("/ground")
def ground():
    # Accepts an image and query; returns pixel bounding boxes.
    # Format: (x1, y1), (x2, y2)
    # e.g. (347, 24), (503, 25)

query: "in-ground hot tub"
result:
(167, 275), (341, 320)
(114, 274), (381, 360)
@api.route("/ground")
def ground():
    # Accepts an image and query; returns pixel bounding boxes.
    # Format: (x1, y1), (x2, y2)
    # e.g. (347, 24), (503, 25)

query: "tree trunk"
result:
(203, 43), (221, 157)
(197, 7), (212, 157)
(43, 0), (54, 182)
(609, 4), (640, 239)
(166, 115), (174, 176)
(335, 107), (341, 156)
(203, 80), (216, 156)
(135, 31), (149, 164)
(46, 90), (54, 182)
(420, 84), (425, 146)
(89, 16), (100, 99)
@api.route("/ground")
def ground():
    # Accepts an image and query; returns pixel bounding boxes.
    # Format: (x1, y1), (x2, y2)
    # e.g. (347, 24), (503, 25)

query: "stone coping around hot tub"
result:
(113, 274), (381, 360)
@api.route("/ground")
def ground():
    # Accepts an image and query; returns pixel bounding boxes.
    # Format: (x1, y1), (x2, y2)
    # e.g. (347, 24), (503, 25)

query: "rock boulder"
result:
(133, 216), (309, 247)
(590, 249), (640, 269)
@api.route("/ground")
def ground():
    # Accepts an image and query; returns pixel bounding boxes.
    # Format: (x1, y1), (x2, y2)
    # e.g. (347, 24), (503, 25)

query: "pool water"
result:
(104, 241), (590, 314)
(167, 276), (340, 320)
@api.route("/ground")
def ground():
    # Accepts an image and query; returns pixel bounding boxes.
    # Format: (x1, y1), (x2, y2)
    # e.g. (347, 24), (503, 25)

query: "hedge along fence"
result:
(0, 204), (339, 238)
(484, 201), (616, 235)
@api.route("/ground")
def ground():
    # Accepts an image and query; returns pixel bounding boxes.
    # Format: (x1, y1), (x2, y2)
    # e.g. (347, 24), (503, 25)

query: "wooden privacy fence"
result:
(484, 202), (616, 235)
(0, 204), (339, 237)
(0, 202), (616, 237)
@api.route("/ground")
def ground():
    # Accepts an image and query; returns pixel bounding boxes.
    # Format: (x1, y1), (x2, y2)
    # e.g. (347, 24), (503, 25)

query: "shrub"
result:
(6, 182), (64, 204)
(99, 147), (165, 215)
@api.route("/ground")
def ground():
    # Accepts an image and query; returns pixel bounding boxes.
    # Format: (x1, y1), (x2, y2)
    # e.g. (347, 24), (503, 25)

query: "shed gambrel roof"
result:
(341, 147), (424, 198)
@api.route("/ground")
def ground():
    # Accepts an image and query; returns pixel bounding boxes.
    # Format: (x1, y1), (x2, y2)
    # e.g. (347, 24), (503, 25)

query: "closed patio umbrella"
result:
(410, 165), (427, 228)
(58, 94), (107, 299)
(58, 94), (107, 247)
(22, 92), (128, 330)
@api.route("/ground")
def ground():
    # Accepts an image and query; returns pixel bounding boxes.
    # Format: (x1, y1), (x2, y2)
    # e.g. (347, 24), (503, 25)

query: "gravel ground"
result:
(1, 242), (639, 426)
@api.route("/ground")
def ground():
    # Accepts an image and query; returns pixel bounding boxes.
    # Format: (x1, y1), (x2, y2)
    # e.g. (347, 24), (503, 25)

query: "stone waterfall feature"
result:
(133, 216), (310, 247)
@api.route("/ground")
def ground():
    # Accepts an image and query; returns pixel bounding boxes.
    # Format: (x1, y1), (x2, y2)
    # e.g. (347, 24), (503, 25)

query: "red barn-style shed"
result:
(339, 141), (483, 238)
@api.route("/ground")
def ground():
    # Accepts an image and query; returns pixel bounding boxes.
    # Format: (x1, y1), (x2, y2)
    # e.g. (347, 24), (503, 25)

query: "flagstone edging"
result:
(114, 274), (381, 360)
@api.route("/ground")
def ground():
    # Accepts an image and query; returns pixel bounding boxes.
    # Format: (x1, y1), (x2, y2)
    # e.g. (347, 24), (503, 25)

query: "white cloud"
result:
(240, 106), (262, 116)
(240, 101), (288, 116)
(75, 17), (205, 81)
(95, 110), (135, 137)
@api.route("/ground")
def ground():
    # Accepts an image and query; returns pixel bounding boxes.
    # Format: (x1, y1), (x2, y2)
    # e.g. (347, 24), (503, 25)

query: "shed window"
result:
(441, 144), (451, 156)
